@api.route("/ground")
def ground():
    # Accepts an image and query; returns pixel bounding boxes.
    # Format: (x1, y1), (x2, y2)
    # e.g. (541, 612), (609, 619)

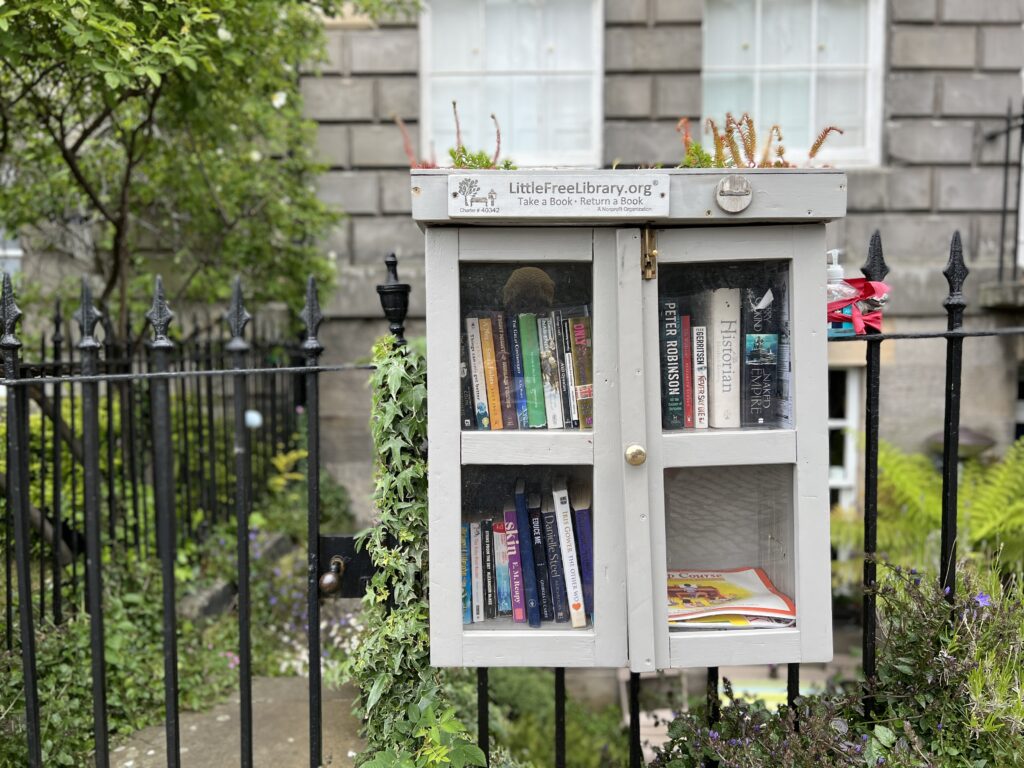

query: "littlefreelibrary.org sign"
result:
(448, 173), (670, 219)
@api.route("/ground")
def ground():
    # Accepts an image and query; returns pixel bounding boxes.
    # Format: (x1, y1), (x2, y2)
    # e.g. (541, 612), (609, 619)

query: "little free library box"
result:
(411, 168), (847, 673)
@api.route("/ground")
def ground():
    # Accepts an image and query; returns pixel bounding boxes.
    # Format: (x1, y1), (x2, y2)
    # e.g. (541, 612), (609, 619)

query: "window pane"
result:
(817, 0), (868, 65)
(485, 0), (542, 71)
(429, 0), (483, 72)
(761, 73), (811, 147)
(545, 76), (594, 155)
(816, 72), (865, 148)
(431, 76), (486, 154)
(702, 72), (755, 127)
(704, 0), (756, 68)
(761, 0), (812, 67)
(545, 0), (595, 70)
(827, 369), (845, 419)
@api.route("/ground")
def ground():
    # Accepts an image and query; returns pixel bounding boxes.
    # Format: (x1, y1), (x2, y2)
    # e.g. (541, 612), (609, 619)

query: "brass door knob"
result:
(318, 556), (346, 596)
(625, 444), (647, 466)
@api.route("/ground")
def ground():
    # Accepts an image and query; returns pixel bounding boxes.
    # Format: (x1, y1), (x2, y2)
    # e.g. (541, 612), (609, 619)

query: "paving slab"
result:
(112, 677), (362, 767)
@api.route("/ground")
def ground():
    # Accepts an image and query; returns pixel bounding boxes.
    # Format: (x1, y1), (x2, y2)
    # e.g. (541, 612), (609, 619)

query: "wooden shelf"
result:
(668, 627), (815, 668)
(461, 429), (595, 465)
(463, 626), (598, 667)
(660, 429), (796, 469)
(464, 616), (593, 632)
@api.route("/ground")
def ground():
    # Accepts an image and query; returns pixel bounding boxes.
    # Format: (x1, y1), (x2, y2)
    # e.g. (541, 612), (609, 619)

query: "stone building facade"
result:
(302, 1), (1024, 521)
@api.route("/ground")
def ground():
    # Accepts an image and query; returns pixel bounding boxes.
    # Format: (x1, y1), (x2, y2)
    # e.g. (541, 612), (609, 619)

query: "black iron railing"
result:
(985, 99), (1024, 283)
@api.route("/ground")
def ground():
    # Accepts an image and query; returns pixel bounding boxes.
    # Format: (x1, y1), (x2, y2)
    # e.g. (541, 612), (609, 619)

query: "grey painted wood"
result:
(461, 431), (595, 465)
(660, 430), (797, 467)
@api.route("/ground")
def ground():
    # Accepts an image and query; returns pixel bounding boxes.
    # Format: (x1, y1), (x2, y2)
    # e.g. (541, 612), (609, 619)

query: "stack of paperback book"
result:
(462, 477), (594, 629)
(666, 567), (795, 630)
(462, 306), (593, 431)
(658, 268), (791, 430)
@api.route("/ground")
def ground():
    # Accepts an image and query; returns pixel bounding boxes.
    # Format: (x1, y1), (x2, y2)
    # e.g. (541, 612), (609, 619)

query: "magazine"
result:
(667, 567), (795, 630)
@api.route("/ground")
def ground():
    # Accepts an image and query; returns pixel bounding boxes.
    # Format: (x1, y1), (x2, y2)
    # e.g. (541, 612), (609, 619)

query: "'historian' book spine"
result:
(708, 288), (741, 428)
(659, 297), (686, 430)
(465, 317), (490, 430)
(478, 316), (504, 431)
(492, 313), (519, 430)
(741, 284), (780, 427)
(518, 314), (547, 428)
(503, 503), (526, 623)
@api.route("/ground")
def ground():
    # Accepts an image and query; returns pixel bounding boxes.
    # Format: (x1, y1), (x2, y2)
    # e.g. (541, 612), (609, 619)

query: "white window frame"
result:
(419, 0), (604, 168)
(702, 0), (885, 167)
(828, 366), (861, 510)
(0, 231), (22, 274)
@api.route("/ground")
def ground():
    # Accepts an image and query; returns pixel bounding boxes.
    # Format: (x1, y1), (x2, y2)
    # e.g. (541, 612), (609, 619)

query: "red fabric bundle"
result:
(826, 277), (890, 335)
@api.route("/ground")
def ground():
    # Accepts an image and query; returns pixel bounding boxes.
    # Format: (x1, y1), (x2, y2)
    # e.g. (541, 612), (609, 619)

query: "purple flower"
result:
(269, 596), (278, 606)
(937, 722), (943, 730)
(876, 758), (885, 765)
(296, 405), (305, 415)
(914, 578), (921, 586)
(975, 592), (991, 607)
(709, 730), (719, 742)
(944, 586), (951, 595)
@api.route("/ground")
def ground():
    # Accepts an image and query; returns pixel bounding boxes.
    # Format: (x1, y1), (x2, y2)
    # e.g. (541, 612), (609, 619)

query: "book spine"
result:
(503, 508), (526, 623)
(465, 318), (490, 430)
(553, 310), (576, 429)
(459, 334), (476, 430)
(708, 288), (741, 428)
(573, 506), (595, 619)
(537, 316), (565, 429)
(681, 314), (694, 428)
(659, 297), (686, 430)
(470, 521), (484, 623)
(552, 484), (586, 628)
(481, 518), (496, 619)
(776, 269), (793, 428)
(529, 508), (554, 621)
(492, 313), (519, 430)
(493, 521), (512, 615)
(515, 488), (542, 627)
(559, 313), (580, 428)
(542, 508), (570, 622)
(569, 316), (594, 429)
(741, 285), (780, 428)
(462, 522), (472, 624)
(692, 325), (709, 429)
(508, 315), (530, 430)
(478, 316), (504, 431)
(518, 314), (548, 429)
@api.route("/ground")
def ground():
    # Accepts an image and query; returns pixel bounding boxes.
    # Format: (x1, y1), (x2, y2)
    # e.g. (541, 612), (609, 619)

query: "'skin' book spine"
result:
(503, 503), (526, 623)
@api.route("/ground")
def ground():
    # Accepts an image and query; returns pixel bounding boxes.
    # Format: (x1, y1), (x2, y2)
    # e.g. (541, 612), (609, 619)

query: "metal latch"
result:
(641, 228), (657, 280)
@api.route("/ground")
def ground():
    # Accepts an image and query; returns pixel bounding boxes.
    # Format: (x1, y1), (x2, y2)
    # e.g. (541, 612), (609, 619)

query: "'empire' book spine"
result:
(741, 284), (780, 428)
(508, 314), (530, 429)
(528, 496), (554, 622)
(515, 479), (542, 627)
(465, 317), (490, 430)
(659, 297), (686, 429)
(492, 313), (518, 430)
(518, 314), (547, 428)
(541, 495), (570, 623)
(503, 503), (526, 623)
(708, 288), (741, 428)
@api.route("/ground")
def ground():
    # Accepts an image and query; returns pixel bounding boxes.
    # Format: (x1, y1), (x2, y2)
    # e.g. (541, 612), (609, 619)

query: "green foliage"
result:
(673, 114), (842, 170)
(449, 145), (515, 170)
(654, 563), (1024, 768)
(362, 700), (486, 768)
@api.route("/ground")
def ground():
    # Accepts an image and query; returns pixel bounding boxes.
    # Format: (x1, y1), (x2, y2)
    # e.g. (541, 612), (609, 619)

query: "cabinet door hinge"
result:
(641, 228), (657, 280)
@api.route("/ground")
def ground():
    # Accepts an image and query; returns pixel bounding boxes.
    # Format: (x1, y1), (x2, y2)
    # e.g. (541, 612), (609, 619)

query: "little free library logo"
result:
(448, 174), (670, 218)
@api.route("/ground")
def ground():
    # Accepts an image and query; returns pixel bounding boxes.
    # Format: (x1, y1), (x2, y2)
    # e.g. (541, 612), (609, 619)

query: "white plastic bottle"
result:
(826, 249), (858, 338)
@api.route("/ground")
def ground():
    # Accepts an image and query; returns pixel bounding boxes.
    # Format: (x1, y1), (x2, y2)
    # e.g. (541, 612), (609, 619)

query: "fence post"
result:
(51, 301), (64, 624)
(300, 276), (324, 768)
(376, 253), (410, 346)
(940, 232), (968, 600)
(2, 274), (42, 766)
(227, 277), (254, 767)
(147, 277), (181, 765)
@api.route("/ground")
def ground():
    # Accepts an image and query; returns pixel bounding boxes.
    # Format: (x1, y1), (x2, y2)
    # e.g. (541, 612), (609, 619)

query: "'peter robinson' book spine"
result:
(681, 314), (694, 428)
(503, 504), (526, 623)
(569, 315), (594, 429)
(541, 497), (570, 622)
(518, 313), (547, 428)
(570, 485), (595, 619)
(462, 522), (472, 624)
(460, 334), (476, 430)
(708, 288), (741, 428)
(478, 316), (504, 431)
(741, 285), (780, 428)
(528, 497), (554, 622)
(514, 479), (542, 627)
(552, 479), (586, 628)
(481, 518), (496, 620)
(553, 310), (577, 429)
(464, 317), (490, 430)
(659, 297), (686, 430)
(493, 521), (512, 616)
(470, 521), (484, 623)
(507, 314), (530, 429)
(692, 325), (709, 429)
(492, 313), (518, 430)
(537, 316), (565, 429)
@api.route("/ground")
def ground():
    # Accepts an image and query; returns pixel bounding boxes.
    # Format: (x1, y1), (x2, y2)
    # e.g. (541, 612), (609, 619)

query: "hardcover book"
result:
(741, 285), (780, 428)
(557, 311), (580, 428)
(552, 310), (577, 429)
(691, 324), (709, 429)
(776, 271), (794, 428)
(659, 297), (686, 430)
(517, 313), (548, 428)
(470, 521), (484, 623)
(503, 503), (526, 623)
(460, 334), (476, 430)
(478, 316), (505, 430)
(493, 521), (512, 616)
(514, 480), (542, 627)
(507, 314), (530, 429)
(570, 485), (595, 619)
(541, 495), (570, 623)
(481, 518), (496, 620)
(492, 313), (519, 430)
(537, 316), (565, 429)
(552, 478), (587, 628)
(568, 315), (594, 429)
(462, 522), (472, 624)
(681, 313), (694, 428)
(528, 495), (554, 622)
(707, 288), (741, 428)
(465, 317), (490, 430)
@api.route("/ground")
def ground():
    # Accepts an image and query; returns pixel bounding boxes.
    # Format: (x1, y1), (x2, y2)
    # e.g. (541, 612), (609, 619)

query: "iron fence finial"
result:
(74, 278), (102, 351)
(225, 276), (251, 353)
(147, 275), (175, 349)
(376, 253), (410, 347)
(300, 275), (324, 356)
(862, 230), (890, 282)
(0, 272), (22, 350)
(943, 231), (969, 327)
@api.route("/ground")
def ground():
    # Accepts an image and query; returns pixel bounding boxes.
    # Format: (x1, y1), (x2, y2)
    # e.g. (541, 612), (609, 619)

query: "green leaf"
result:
(874, 724), (896, 749)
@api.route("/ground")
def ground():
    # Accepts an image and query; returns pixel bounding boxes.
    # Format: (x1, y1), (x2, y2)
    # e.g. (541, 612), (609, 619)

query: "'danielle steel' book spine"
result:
(464, 317), (490, 430)
(528, 496), (554, 622)
(503, 503), (526, 623)
(481, 518), (496, 620)
(493, 520), (512, 615)
(507, 314), (530, 430)
(741, 284), (780, 428)
(681, 313), (694, 428)
(518, 313), (548, 428)
(491, 312), (519, 430)
(659, 297), (686, 429)
(514, 479), (542, 627)
(478, 316), (505, 431)
(541, 495), (570, 623)
(569, 485), (595, 619)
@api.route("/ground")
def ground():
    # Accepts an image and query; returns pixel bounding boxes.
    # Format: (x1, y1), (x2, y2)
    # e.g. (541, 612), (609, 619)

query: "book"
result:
(514, 479), (542, 627)
(507, 314), (530, 429)
(470, 521), (484, 623)
(691, 324), (709, 429)
(481, 518), (496, 620)
(493, 521), (512, 616)
(681, 313), (694, 428)
(741, 284), (780, 428)
(503, 503), (526, 623)
(552, 310), (576, 429)
(462, 522), (472, 624)
(478, 316), (504, 431)
(707, 288), (741, 428)
(541, 495), (570, 623)
(537, 316), (565, 429)
(492, 313), (519, 430)
(568, 315), (594, 429)
(460, 334), (476, 429)
(464, 318), (490, 430)
(518, 313), (547, 428)
(659, 297), (686, 430)
(776, 270), (794, 428)
(557, 311), (580, 429)
(569, 484), (594, 620)
(552, 478), (586, 628)
(528, 495), (554, 622)
(666, 567), (796, 630)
